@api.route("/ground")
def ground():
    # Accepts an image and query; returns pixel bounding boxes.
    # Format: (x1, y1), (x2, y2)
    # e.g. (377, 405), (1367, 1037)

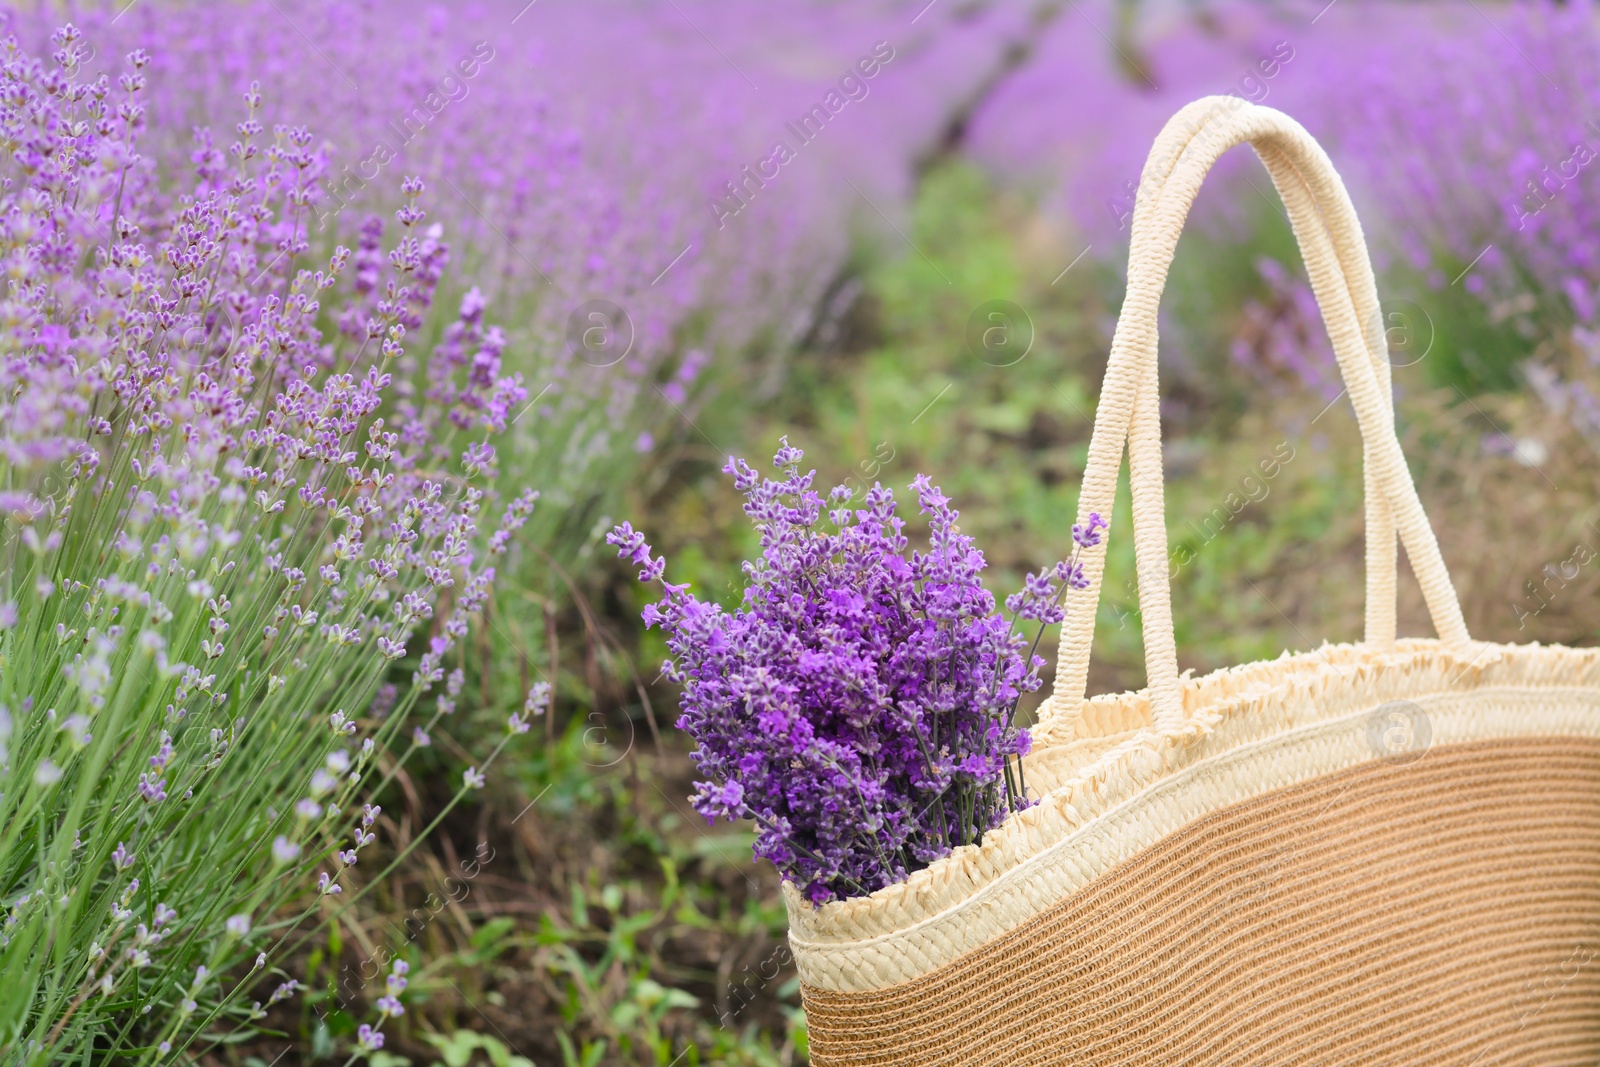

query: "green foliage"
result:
(423, 1029), (535, 1067)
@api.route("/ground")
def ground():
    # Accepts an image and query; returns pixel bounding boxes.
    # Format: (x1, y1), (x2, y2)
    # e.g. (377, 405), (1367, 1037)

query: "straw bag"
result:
(786, 97), (1600, 1066)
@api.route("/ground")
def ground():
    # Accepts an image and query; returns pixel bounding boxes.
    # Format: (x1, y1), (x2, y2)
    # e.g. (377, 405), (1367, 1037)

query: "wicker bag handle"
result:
(1047, 97), (1400, 724)
(1139, 98), (1400, 640)
(1052, 98), (1471, 733)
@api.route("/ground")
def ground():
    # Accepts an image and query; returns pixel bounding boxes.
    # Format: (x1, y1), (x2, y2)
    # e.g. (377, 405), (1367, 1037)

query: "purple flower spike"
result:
(1072, 513), (1107, 549)
(357, 1024), (384, 1051)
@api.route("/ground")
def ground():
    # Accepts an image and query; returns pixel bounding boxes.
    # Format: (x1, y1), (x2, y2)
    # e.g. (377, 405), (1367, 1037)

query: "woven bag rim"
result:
(783, 639), (1600, 940)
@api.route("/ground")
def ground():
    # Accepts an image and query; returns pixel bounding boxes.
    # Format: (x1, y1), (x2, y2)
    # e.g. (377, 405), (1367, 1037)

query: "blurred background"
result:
(28, 0), (1600, 1062)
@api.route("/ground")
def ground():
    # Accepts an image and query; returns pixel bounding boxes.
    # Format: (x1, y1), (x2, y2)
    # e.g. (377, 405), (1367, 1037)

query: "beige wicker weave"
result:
(787, 97), (1600, 1066)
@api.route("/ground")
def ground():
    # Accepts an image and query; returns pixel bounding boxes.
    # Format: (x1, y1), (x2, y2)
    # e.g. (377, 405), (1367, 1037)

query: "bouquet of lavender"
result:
(610, 441), (1103, 904)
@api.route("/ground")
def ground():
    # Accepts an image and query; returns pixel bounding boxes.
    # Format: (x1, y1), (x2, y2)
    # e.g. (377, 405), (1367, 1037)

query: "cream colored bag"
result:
(787, 97), (1600, 1066)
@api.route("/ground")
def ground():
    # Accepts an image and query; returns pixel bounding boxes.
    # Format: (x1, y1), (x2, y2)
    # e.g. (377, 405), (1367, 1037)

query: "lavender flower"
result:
(136, 773), (168, 804)
(271, 837), (301, 865)
(367, 958), (409, 1027)
(609, 441), (1089, 904)
(266, 979), (301, 1006)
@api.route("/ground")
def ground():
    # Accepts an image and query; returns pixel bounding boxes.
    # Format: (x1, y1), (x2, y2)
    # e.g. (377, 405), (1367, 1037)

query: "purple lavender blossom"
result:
(1229, 258), (1346, 403)
(357, 1024), (385, 1052)
(609, 441), (1090, 904)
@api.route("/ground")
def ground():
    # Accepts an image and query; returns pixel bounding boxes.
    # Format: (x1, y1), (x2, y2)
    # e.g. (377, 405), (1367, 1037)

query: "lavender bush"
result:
(0, 28), (543, 1062)
(1273, 2), (1600, 324)
(2, 0), (1044, 569)
(1230, 257), (1344, 403)
(967, 1), (1600, 391)
(608, 442), (1102, 904)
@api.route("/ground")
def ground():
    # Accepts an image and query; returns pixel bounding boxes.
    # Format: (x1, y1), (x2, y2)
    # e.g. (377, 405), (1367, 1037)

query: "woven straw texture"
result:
(786, 97), (1600, 1064)
(802, 736), (1600, 1066)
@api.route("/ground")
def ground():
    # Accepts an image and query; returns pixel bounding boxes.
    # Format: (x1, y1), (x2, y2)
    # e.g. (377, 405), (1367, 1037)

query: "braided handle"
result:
(1049, 98), (1470, 733)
